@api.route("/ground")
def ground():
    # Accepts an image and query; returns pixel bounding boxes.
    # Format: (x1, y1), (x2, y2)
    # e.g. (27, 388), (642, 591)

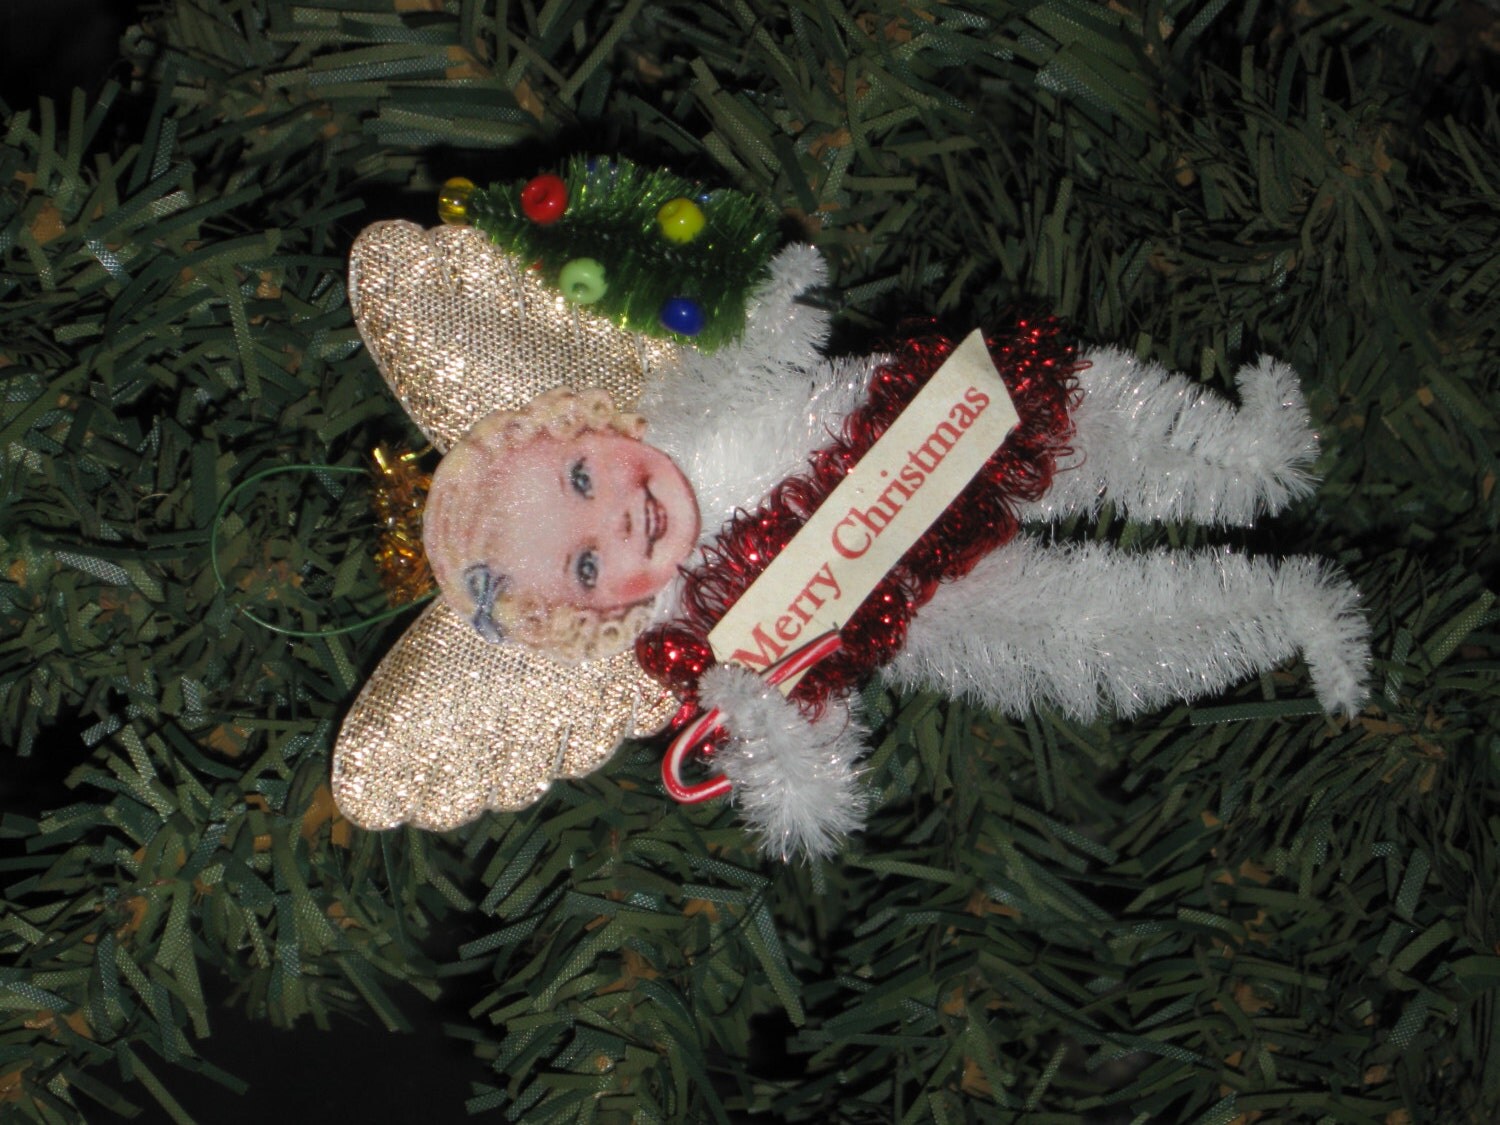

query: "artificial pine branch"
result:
(1, 0), (1496, 1122)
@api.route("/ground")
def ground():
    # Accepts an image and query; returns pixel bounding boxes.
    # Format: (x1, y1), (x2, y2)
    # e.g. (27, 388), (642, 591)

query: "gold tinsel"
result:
(370, 442), (434, 607)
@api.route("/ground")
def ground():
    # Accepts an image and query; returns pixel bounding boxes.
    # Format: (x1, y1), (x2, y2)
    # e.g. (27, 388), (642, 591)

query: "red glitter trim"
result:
(636, 319), (1082, 711)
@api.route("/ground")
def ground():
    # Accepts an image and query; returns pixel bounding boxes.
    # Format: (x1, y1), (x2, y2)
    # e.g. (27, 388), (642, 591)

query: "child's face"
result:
(424, 424), (700, 635)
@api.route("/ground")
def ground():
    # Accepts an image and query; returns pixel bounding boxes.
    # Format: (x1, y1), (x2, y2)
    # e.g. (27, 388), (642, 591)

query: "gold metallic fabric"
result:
(332, 599), (678, 830)
(347, 221), (675, 453)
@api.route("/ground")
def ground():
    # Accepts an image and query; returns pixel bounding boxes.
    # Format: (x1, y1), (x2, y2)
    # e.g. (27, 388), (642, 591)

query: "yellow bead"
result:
(437, 177), (475, 225)
(657, 197), (706, 244)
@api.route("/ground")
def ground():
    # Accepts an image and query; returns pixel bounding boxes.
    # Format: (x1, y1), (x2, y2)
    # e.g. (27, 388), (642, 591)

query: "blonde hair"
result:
(466, 384), (647, 450)
(451, 387), (656, 662)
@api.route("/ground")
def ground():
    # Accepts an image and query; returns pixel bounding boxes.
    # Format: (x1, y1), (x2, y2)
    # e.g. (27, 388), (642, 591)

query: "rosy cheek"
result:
(598, 543), (683, 606)
(610, 567), (666, 605)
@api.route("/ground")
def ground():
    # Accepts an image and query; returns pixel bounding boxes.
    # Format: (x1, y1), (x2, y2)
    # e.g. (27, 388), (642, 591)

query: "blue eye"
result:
(575, 548), (599, 591)
(569, 458), (593, 498)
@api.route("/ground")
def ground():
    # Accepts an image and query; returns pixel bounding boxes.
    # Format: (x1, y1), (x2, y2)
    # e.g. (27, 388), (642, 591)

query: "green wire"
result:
(210, 463), (435, 638)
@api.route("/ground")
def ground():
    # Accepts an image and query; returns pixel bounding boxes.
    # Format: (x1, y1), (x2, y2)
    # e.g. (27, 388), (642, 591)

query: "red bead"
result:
(519, 174), (568, 224)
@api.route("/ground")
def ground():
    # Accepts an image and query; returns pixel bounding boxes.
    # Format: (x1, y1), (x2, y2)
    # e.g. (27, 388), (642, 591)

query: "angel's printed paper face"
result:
(424, 419), (700, 643)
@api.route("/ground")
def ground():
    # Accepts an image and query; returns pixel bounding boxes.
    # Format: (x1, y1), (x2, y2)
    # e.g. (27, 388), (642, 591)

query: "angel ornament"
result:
(331, 162), (1370, 858)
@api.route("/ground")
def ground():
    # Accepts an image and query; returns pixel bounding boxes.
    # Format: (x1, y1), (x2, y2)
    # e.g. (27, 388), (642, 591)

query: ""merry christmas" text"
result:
(724, 382), (997, 671)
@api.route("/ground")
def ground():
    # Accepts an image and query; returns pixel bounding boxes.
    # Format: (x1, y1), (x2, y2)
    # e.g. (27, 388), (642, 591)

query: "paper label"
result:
(707, 330), (1019, 691)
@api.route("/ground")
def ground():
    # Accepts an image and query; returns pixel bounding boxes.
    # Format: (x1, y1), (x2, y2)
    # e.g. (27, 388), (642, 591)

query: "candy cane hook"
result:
(661, 631), (843, 803)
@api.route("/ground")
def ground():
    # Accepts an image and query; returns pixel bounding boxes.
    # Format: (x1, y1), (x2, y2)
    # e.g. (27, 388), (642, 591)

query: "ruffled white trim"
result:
(698, 665), (868, 860)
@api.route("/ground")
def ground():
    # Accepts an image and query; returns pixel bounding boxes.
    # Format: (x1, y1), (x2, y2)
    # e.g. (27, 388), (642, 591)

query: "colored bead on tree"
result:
(559, 258), (607, 304)
(437, 178), (474, 225)
(520, 175), (568, 224)
(657, 197), (706, 244)
(659, 296), (705, 336)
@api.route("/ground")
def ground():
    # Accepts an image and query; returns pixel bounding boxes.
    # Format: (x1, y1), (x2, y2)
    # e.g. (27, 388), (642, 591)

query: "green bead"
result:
(559, 258), (607, 304)
(657, 197), (706, 244)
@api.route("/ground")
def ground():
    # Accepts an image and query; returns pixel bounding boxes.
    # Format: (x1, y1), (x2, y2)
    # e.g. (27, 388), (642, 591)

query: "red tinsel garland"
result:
(636, 318), (1082, 711)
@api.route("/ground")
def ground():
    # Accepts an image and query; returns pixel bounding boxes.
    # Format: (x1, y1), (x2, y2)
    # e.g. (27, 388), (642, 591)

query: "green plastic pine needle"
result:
(464, 155), (782, 350)
(1, 0), (1497, 1122)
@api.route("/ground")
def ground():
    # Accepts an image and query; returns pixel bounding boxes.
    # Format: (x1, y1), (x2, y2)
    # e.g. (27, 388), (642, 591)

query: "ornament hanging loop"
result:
(662, 631), (843, 803)
(210, 462), (435, 639)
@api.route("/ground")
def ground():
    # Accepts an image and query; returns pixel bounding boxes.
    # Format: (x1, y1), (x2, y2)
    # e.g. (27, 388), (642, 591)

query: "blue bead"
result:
(659, 296), (705, 336)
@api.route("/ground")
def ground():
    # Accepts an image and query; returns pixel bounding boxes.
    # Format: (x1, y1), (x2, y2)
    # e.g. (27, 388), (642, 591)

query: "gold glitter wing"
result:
(332, 599), (679, 830)
(347, 221), (677, 452)
(332, 221), (682, 832)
